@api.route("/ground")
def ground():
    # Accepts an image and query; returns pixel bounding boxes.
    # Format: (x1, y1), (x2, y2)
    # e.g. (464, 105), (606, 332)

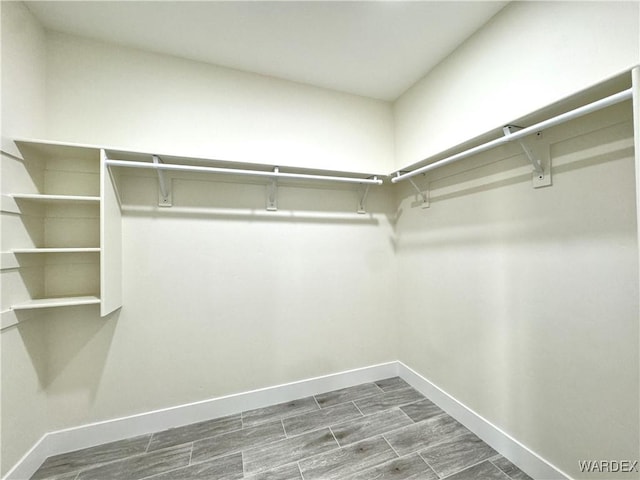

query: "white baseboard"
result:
(4, 360), (568, 480)
(397, 361), (571, 480)
(3, 361), (399, 480)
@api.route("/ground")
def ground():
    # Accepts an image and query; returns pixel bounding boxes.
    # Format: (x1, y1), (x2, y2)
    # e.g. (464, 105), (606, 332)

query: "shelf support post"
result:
(153, 155), (172, 206)
(503, 126), (551, 189)
(266, 167), (278, 211)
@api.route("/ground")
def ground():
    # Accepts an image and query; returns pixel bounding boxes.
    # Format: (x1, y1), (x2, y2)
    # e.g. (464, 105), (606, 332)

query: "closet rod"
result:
(392, 87), (633, 183)
(106, 159), (383, 185)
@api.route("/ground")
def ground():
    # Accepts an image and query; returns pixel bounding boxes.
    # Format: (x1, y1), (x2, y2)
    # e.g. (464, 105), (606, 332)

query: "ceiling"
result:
(25, 1), (507, 101)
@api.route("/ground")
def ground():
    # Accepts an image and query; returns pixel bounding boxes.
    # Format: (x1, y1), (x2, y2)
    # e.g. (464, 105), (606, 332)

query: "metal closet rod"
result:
(105, 159), (383, 185)
(392, 87), (633, 183)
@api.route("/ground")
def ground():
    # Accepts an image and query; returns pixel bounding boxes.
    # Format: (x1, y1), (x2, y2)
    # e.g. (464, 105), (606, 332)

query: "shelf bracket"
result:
(357, 181), (373, 214)
(503, 126), (552, 188)
(407, 175), (429, 208)
(266, 167), (278, 211)
(153, 155), (172, 206)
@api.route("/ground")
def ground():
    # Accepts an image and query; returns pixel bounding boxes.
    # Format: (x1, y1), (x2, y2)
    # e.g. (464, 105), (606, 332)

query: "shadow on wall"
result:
(16, 306), (119, 399)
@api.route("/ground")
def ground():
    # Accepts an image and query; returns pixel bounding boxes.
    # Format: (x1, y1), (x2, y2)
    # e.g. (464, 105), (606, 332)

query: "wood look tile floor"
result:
(31, 378), (534, 480)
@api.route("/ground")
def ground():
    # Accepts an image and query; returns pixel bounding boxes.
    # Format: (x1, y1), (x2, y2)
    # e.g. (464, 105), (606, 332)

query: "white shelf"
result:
(6, 139), (123, 319)
(12, 248), (101, 254)
(11, 194), (100, 203)
(11, 296), (101, 311)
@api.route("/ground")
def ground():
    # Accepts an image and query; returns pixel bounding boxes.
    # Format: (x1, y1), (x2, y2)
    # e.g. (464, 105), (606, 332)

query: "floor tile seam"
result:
(328, 426), (341, 448)
(415, 450), (444, 478)
(284, 402), (381, 437)
(242, 406), (321, 429)
(398, 429), (476, 465)
(357, 397), (431, 415)
(337, 457), (389, 480)
(144, 434), (154, 453)
(37, 439), (155, 477)
(294, 434), (392, 479)
(380, 435), (402, 460)
(440, 458), (511, 480)
(351, 400), (366, 417)
(190, 433), (289, 468)
(396, 397), (432, 413)
(283, 414), (365, 441)
(488, 456), (523, 480)
(283, 401), (364, 425)
(374, 382), (394, 393)
(395, 405), (418, 425)
(240, 428), (345, 475)
(149, 423), (248, 452)
(417, 455), (440, 480)
(137, 459), (195, 480)
(33, 466), (84, 480)
(377, 416), (460, 453)
(331, 414), (418, 449)
(136, 449), (243, 480)
(297, 461), (306, 480)
(184, 417), (287, 453)
(71, 444), (193, 480)
(377, 382), (411, 394)
(391, 411), (455, 434)
(315, 384), (386, 409)
(353, 400), (428, 416)
(39, 472), (82, 480)
(241, 396), (317, 415)
(255, 428), (343, 475)
(41, 445), (163, 480)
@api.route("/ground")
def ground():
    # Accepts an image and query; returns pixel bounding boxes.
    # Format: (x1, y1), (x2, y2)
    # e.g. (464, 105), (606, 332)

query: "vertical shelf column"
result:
(100, 149), (123, 316)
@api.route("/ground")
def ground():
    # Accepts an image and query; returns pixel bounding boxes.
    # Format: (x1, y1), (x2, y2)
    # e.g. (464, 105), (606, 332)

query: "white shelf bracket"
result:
(266, 167), (278, 211)
(406, 175), (429, 208)
(153, 155), (172, 206)
(503, 126), (551, 188)
(357, 181), (373, 214)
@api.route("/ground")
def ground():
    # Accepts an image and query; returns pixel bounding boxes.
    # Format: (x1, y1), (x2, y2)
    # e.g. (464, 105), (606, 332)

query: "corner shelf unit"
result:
(2, 139), (122, 319)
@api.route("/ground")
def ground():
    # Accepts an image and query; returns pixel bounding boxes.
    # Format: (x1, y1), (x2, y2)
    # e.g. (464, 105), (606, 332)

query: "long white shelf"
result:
(11, 296), (101, 311)
(11, 193), (100, 203)
(12, 248), (101, 254)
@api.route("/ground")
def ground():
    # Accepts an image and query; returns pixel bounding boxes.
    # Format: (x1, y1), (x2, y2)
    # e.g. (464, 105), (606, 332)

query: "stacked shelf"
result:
(3, 140), (121, 317)
(11, 296), (101, 311)
(10, 193), (100, 203)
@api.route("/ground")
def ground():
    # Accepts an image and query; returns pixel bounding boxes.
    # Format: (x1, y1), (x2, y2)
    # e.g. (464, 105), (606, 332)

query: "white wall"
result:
(0, 2), (49, 476)
(395, 102), (639, 479)
(44, 32), (394, 174)
(0, 1), (46, 144)
(394, 1), (640, 170)
(42, 174), (399, 432)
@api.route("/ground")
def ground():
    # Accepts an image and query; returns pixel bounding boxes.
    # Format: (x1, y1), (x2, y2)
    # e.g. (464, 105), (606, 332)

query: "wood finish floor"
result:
(31, 378), (533, 480)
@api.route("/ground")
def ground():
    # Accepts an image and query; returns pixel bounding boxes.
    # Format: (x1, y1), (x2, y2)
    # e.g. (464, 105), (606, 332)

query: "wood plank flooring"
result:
(31, 378), (533, 480)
